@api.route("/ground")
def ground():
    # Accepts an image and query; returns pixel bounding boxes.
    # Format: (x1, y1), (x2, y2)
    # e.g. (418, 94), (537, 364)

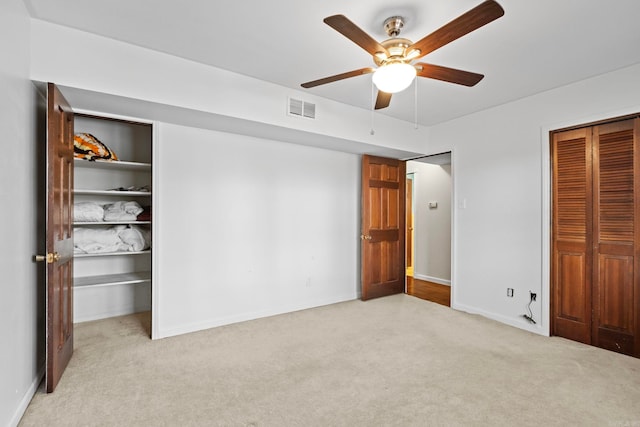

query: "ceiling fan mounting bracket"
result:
(383, 16), (405, 37)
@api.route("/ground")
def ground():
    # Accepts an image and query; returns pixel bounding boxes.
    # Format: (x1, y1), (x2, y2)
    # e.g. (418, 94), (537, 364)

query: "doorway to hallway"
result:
(406, 152), (452, 306)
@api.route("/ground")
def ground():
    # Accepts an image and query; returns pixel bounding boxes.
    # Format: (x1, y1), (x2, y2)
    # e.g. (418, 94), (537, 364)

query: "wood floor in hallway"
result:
(406, 276), (450, 307)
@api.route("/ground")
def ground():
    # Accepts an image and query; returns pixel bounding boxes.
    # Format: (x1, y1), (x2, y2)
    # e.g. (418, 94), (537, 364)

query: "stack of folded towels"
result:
(74, 201), (144, 222)
(74, 225), (151, 254)
(73, 201), (151, 254)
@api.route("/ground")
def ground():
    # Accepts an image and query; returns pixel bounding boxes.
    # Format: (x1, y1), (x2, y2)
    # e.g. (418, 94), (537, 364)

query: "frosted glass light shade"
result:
(372, 63), (417, 93)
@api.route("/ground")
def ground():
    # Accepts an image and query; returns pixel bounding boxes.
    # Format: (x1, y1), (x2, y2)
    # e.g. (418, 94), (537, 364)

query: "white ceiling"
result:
(24, 0), (640, 126)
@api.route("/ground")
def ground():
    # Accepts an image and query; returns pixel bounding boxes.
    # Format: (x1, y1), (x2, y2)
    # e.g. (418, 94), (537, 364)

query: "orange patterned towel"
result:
(74, 133), (119, 161)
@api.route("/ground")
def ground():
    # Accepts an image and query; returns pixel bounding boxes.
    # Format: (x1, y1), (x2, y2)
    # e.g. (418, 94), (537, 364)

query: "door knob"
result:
(360, 234), (372, 240)
(35, 252), (60, 263)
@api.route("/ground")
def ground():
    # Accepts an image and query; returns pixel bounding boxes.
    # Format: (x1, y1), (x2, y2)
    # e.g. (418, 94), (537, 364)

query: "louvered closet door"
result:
(552, 117), (640, 357)
(592, 119), (639, 356)
(552, 128), (593, 345)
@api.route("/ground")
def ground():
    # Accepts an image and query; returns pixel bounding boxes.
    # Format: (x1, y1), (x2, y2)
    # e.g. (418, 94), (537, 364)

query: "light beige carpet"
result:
(20, 294), (640, 426)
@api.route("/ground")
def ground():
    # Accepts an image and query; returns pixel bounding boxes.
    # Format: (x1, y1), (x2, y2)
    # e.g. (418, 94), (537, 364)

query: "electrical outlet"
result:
(507, 288), (514, 297)
(530, 292), (537, 302)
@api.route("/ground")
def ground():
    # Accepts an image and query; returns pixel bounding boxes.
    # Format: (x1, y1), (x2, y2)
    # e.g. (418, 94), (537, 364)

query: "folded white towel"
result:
(103, 201), (144, 222)
(118, 226), (151, 252)
(74, 226), (129, 254)
(74, 225), (151, 254)
(74, 202), (104, 222)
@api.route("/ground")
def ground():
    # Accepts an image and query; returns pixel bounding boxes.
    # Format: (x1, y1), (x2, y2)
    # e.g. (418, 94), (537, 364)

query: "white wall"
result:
(0, 1), (43, 426)
(407, 162), (452, 284)
(154, 124), (360, 338)
(29, 19), (429, 157)
(427, 62), (640, 335)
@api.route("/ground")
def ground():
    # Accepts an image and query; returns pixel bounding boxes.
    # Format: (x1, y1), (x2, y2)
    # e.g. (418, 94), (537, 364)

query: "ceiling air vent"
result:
(288, 98), (316, 119)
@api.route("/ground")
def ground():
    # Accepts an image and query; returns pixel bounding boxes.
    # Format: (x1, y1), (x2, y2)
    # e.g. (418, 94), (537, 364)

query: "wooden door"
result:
(361, 155), (406, 300)
(551, 127), (593, 344)
(406, 176), (414, 276)
(45, 83), (75, 392)
(591, 119), (639, 356)
(552, 117), (640, 357)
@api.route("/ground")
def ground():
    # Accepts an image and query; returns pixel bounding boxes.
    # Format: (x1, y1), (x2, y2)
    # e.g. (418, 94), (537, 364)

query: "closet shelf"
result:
(74, 271), (151, 288)
(74, 189), (151, 196)
(74, 250), (151, 258)
(74, 158), (151, 171)
(74, 221), (151, 226)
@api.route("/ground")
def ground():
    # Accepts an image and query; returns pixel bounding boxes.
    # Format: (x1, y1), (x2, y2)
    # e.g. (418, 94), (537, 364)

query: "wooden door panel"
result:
(554, 249), (591, 343)
(361, 155), (405, 300)
(596, 328), (634, 355)
(368, 241), (400, 282)
(592, 119), (638, 356)
(552, 128), (592, 343)
(557, 251), (588, 322)
(596, 125), (634, 242)
(555, 134), (589, 242)
(385, 188), (400, 228)
(46, 83), (74, 392)
(598, 255), (634, 331)
(368, 188), (382, 228)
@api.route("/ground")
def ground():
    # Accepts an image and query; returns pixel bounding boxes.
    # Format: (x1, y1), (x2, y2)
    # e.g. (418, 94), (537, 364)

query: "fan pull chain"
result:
(414, 77), (418, 130)
(370, 78), (375, 135)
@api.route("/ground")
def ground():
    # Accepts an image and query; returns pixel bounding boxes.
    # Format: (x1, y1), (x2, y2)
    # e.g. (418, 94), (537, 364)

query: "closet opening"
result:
(72, 113), (154, 337)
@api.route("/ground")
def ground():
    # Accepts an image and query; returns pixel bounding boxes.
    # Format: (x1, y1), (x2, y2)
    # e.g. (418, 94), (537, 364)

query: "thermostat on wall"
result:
(428, 201), (438, 209)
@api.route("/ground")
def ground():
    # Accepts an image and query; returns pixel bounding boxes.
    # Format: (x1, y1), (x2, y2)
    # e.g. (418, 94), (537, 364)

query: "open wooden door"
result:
(44, 83), (75, 392)
(406, 175), (414, 277)
(361, 155), (406, 300)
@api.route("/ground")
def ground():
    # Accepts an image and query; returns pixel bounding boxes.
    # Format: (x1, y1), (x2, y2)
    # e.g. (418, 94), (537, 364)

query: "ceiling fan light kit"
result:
(301, 0), (505, 110)
(372, 62), (416, 93)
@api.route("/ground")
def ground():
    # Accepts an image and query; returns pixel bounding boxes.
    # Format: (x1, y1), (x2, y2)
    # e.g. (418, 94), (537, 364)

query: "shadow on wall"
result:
(35, 84), (47, 371)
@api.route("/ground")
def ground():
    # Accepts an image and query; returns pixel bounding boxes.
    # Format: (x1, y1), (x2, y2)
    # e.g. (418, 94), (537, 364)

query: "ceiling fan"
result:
(301, 0), (504, 110)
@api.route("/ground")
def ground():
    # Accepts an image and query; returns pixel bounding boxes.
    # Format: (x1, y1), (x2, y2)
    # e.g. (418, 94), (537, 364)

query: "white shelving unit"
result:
(74, 188), (151, 197)
(74, 271), (151, 288)
(73, 114), (153, 323)
(74, 221), (151, 226)
(74, 250), (151, 258)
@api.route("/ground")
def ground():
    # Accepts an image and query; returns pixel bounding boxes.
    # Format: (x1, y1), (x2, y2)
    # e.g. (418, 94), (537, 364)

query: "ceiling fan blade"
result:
(415, 63), (484, 86)
(301, 67), (374, 88)
(375, 91), (392, 110)
(324, 15), (389, 58)
(409, 0), (504, 59)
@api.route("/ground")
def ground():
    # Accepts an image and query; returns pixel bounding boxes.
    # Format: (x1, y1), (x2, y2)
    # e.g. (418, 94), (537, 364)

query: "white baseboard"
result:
(9, 368), (43, 427)
(156, 292), (358, 339)
(413, 274), (451, 286)
(452, 302), (547, 336)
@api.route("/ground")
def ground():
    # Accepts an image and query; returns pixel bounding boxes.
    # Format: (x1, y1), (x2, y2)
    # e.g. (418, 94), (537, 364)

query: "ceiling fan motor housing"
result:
(383, 16), (405, 37)
(374, 38), (414, 66)
(374, 17), (418, 66)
